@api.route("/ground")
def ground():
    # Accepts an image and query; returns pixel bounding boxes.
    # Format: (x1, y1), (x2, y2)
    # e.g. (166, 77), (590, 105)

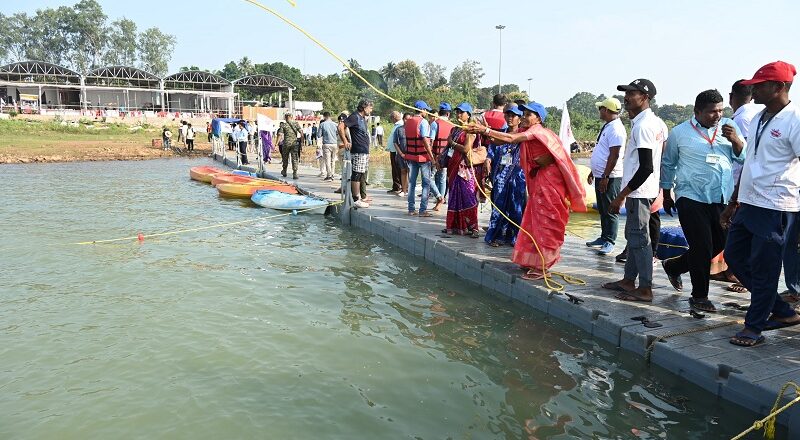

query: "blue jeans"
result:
(623, 198), (653, 287)
(595, 177), (622, 244)
(725, 204), (797, 332)
(784, 215), (800, 294)
(407, 161), (432, 213)
(430, 167), (446, 200)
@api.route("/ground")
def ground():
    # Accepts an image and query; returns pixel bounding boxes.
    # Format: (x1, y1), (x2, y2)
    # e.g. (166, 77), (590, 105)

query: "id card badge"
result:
(705, 154), (722, 164)
(500, 153), (512, 166)
(447, 148), (454, 158)
(749, 161), (764, 179)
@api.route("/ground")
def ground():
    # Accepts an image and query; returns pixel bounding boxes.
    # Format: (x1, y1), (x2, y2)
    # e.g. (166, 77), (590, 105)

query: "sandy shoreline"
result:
(0, 145), (212, 165)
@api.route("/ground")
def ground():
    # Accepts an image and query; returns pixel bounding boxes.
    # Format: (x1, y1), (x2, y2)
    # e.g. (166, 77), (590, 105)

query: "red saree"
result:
(512, 124), (586, 270)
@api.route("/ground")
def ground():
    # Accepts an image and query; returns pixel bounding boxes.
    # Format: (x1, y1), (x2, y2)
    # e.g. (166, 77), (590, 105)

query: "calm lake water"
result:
(0, 158), (758, 439)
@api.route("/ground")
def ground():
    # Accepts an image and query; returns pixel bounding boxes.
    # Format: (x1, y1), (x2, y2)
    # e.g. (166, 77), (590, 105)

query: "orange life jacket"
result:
(403, 115), (429, 163)
(432, 118), (454, 156)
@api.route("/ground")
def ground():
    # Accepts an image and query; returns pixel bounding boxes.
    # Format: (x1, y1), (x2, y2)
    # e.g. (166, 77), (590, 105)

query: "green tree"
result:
(67, 0), (108, 72)
(137, 27), (175, 76)
(179, 66), (204, 72)
(449, 59), (484, 102)
(421, 62), (447, 89)
(253, 61), (304, 87)
(26, 8), (73, 66)
(379, 61), (399, 90)
(298, 74), (359, 114)
(103, 18), (138, 66)
(237, 56), (254, 77)
(394, 59), (424, 90)
(217, 61), (242, 80)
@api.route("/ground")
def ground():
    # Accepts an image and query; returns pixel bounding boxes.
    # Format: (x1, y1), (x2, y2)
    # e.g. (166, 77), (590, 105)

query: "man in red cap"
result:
(722, 61), (800, 346)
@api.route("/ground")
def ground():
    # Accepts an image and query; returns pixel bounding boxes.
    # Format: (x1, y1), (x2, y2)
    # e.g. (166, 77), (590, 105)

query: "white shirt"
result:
(375, 125), (384, 136)
(732, 102), (764, 181)
(590, 117), (626, 178)
(738, 102), (800, 212)
(622, 108), (668, 199)
(732, 102), (765, 139)
(186, 127), (195, 139)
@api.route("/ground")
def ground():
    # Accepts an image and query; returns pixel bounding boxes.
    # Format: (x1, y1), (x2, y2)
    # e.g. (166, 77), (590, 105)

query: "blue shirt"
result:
(319, 119), (338, 144)
(386, 121), (403, 153)
(418, 117), (430, 138)
(429, 120), (438, 140)
(660, 117), (746, 204)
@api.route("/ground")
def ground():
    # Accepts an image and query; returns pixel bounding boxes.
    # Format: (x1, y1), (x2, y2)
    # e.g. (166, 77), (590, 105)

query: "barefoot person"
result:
(659, 89), (745, 312)
(602, 79), (668, 301)
(469, 102), (586, 279)
(722, 61), (800, 347)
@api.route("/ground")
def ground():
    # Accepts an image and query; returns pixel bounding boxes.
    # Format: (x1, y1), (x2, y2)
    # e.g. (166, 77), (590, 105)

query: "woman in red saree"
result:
(468, 102), (586, 279)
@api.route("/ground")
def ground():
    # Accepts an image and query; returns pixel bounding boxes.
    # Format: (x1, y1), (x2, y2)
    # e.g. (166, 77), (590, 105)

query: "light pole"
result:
(527, 77), (533, 98)
(495, 24), (505, 95)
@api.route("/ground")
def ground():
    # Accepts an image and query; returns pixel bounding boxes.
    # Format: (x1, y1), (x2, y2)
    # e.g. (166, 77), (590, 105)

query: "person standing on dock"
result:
(431, 102), (454, 206)
(404, 100), (436, 216)
(235, 122), (249, 165)
(602, 79), (668, 302)
(276, 113), (302, 179)
(185, 123), (195, 151)
(586, 97), (626, 256)
(468, 101), (586, 278)
(660, 89), (745, 313)
(385, 111), (404, 194)
(340, 99), (373, 208)
(722, 61), (800, 347)
(319, 112), (339, 181)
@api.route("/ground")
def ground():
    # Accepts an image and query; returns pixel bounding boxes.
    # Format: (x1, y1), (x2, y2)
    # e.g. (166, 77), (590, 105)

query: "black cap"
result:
(617, 79), (657, 98)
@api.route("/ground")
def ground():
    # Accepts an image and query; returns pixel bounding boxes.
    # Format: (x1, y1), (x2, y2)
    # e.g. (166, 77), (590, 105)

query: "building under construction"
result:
(0, 60), (296, 117)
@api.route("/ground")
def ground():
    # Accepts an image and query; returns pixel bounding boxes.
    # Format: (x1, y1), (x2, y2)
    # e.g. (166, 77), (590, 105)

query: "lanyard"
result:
(596, 122), (610, 142)
(753, 111), (777, 158)
(690, 120), (718, 146)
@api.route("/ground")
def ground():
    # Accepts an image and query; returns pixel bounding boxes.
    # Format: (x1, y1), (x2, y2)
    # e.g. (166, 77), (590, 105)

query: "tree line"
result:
(0, 0), (176, 76)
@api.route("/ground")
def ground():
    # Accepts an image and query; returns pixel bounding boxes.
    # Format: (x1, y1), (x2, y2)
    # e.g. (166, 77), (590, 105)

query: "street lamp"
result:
(527, 77), (533, 98)
(495, 24), (505, 95)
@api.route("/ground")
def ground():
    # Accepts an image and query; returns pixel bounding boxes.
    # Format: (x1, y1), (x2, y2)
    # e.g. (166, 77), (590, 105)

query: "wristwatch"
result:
(601, 175), (609, 180)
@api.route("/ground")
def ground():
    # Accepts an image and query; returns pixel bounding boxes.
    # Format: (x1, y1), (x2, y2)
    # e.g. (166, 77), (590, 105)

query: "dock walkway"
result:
(214, 151), (800, 436)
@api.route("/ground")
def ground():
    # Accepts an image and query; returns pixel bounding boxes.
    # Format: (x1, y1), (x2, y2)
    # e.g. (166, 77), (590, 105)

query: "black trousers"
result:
(663, 197), (726, 298)
(238, 141), (248, 164)
(389, 152), (402, 192)
(649, 210), (660, 253)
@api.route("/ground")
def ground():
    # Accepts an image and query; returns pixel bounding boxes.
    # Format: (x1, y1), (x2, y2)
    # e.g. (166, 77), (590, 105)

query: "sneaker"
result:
(597, 242), (615, 255)
(397, 191), (406, 197)
(353, 199), (370, 208)
(293, 173), (298, 180)
(585, 238), (605, 247)
(281, 169), (287, 177)
(324, 176), (334, 181)
(615, 249), (628, 263)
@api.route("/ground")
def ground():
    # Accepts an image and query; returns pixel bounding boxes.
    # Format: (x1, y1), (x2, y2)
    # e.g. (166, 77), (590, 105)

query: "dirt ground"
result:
(0, 140), (211, 164)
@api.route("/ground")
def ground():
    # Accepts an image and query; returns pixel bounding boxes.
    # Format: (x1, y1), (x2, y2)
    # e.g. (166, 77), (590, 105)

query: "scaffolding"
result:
(0, 61), (297, 118)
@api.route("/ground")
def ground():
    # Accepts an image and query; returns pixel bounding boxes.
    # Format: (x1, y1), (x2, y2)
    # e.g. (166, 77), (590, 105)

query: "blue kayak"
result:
(251, 190), (329, 214)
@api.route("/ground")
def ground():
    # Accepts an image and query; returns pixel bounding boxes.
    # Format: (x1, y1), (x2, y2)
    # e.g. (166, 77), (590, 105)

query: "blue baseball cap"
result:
(455, 102), (474, 114)
(519, 101), (548, 122)
(504, 105), (523, 117)
(439, 102), (452, 111)
(414, 100), (432, 111)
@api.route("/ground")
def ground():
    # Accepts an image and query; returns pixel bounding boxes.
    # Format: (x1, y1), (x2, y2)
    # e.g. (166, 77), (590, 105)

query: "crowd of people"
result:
(333, 60), (800, 348)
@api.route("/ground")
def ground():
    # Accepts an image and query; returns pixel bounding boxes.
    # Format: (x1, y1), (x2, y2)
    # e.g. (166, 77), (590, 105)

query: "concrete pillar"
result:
(80, 76), (86, 111)
(160, 80), (166, 112)
(288, 88), (294, 114)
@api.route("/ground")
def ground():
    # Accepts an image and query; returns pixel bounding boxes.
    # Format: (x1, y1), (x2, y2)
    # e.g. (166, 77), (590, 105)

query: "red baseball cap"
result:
(740, 61), (797, 85)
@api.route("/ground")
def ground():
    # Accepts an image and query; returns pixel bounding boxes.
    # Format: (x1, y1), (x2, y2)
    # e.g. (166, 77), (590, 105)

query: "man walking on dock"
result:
(660, 89), (745, 313)
(276, 113), (302, 179)
(723, 61), (800, 346)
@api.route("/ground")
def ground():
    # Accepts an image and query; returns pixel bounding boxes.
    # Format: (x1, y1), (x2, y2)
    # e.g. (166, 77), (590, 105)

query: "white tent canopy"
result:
(293, 101), (323, 111)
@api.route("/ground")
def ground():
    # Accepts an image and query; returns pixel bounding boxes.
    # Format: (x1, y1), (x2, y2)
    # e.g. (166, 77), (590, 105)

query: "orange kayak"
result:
(211, 174), (282, 187)
(216, 182), (298, 198)
(190, 166), (226, 183)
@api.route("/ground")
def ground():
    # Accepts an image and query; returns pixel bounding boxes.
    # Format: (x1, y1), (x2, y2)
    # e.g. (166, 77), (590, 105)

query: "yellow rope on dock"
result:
(731, 381), (800, 440)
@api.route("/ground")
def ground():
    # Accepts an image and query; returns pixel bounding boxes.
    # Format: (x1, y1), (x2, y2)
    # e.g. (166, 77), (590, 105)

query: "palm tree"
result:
(238, 56), (254, 77)
(343, 58), (361, 76)
(380, 62), (399, 90)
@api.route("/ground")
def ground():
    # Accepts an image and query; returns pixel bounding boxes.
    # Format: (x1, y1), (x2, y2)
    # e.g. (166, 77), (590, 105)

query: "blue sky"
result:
(4, 0), (800, 107)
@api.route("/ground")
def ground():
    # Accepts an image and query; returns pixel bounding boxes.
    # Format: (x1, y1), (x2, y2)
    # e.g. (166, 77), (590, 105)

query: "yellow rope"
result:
(73, 201), (343, 245)
(731, 381), (800, 440)
(240, 0), (588, 292)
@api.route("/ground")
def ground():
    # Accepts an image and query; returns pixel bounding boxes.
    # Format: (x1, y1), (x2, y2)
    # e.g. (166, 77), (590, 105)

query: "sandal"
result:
(419, 211), (433, 217)
(408, 211), (418, 216)
(615, 291), (653, 302)
(689, 298), (717, 313)
(710, 271), (737, 283)
(469, 230), (480, 239)
(602, 281), (634, 292)
(730, 330), (765, 347)
(488, 241), (502, 247)
(781, 292), (800, 304)
(763, 313), (800, 330)
(726, 283), (748, 293)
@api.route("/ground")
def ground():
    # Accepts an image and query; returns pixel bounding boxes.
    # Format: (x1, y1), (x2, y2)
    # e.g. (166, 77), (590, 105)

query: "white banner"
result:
(559, 102), (576, 155)
(257, 114), (276, 132)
